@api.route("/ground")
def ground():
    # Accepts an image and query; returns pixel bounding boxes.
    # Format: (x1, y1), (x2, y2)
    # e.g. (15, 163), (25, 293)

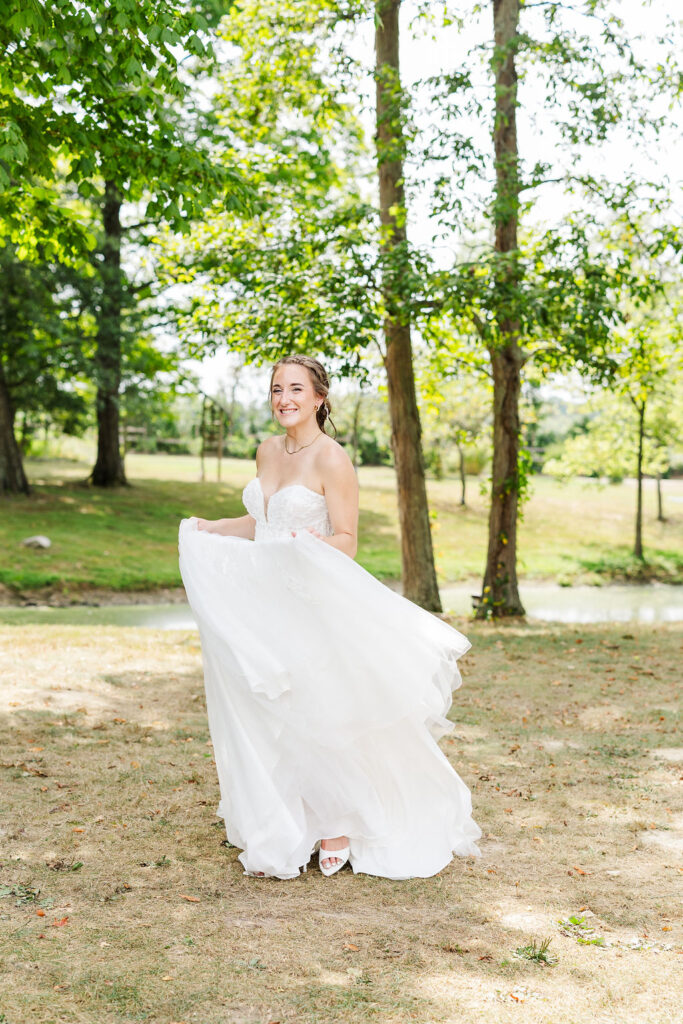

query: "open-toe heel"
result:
(319, 841), (350, 877)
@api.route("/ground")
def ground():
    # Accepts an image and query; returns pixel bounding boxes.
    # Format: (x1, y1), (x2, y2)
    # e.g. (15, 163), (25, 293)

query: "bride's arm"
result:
(196, 514), (256, 539)
(315, 449), (358, 558)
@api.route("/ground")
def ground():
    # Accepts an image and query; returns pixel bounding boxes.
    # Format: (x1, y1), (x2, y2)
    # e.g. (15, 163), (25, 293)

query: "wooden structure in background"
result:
(199, 393), (227, 483)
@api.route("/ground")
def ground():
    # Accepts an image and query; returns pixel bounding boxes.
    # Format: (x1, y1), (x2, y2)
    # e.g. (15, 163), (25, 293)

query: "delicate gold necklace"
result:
(284, 430), (323, 455)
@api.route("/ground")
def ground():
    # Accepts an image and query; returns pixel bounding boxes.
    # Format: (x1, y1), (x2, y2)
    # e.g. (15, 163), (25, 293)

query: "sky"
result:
(194, 0), (682, 404)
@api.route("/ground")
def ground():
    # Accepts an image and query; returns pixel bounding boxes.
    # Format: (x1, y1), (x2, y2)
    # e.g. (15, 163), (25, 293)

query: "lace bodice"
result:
(242, 477), (333, 542)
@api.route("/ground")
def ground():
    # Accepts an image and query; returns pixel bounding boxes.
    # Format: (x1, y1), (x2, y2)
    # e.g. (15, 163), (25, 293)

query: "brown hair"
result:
(269, 355), (337, 437)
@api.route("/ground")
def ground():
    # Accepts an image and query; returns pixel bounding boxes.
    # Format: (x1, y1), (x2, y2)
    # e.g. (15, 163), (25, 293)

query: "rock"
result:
(20, 535), (52, 549)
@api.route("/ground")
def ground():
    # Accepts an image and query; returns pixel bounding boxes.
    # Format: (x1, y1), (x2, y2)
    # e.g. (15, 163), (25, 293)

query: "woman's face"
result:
(271, 365), (319, 429)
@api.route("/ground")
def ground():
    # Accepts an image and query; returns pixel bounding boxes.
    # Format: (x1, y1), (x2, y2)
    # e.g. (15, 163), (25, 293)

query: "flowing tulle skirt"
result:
(178, 519), (481, 879)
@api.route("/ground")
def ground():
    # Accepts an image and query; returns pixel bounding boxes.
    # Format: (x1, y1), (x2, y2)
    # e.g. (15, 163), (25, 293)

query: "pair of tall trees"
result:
(159, 0), (679, 611)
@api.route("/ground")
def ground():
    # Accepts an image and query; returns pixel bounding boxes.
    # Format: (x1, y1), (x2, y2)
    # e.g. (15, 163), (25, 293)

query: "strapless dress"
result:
(177, 477), (481, 879)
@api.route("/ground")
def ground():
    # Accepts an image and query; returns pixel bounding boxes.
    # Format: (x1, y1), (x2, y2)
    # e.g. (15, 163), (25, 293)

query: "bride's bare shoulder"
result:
(318, 435), (357, 486)
(256, 435), (281, 467)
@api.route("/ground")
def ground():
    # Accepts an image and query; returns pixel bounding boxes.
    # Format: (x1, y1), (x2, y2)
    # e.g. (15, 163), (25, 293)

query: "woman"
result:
(178, 355), (481, 879)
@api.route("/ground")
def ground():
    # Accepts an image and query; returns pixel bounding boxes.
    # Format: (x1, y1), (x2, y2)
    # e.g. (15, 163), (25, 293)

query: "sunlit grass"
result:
(1, 455), (680, 592)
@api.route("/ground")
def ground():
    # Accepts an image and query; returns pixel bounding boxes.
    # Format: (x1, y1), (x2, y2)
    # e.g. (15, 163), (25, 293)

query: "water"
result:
(0, 603), (198, 630)
(0, 583), (681, 628)
(441, 583), (683, 624)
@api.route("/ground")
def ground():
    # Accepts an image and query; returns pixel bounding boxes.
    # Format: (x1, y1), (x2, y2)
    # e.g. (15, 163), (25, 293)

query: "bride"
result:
(178, 354), (481, 879)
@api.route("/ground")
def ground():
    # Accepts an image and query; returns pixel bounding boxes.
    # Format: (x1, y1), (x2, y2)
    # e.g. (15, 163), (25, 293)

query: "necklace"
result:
(284, 430), (323, 455)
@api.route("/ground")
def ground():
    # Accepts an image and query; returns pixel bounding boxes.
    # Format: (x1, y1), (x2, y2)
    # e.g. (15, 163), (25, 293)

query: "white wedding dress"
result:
(178, 477), (481, 879)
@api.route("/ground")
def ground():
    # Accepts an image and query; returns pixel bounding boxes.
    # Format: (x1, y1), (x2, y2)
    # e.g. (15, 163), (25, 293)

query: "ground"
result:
(0, 618), (680, 1024)
(1, 457), (681, 596)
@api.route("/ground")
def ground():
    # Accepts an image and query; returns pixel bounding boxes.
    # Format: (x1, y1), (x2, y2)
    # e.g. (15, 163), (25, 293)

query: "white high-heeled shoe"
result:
(319, 840), (350, 876)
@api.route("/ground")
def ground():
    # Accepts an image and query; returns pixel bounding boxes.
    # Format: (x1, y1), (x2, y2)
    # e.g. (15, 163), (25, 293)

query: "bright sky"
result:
(196, 0), (682, 402)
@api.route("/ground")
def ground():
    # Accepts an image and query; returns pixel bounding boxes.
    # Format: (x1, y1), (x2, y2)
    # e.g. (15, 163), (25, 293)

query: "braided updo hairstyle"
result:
(269, 355), (337, 437)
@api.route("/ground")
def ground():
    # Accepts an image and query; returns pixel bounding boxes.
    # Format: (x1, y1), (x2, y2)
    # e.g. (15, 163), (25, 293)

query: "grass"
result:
(513, 937), (558, 967)
(0, 454), (681, 595)
(0, 618), (681, 1023)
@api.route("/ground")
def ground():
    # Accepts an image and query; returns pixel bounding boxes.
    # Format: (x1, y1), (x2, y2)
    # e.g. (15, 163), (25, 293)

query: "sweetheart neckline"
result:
(245, 477), (326, 522)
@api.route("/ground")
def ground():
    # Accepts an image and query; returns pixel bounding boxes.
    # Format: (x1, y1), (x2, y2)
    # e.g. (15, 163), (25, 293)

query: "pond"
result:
(0, 583), (681, 628)
(440, 582), (683, 624)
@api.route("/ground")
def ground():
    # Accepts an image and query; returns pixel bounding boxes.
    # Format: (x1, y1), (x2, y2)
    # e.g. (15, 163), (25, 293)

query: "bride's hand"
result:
(197, 518), (225, 534)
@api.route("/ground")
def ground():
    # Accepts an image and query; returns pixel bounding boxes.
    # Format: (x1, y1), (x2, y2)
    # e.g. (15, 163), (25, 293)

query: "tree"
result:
(415, 0), (681, 615)
(157, 0), (451, 607)
(374, 0), (442, 609)
(417, 374), (491, 501)
(0, 246), (89, 494)
(2, 1), (251, 489)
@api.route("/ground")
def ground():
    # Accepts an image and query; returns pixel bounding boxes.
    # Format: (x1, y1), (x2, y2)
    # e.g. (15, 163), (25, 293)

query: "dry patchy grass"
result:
(0, 620), (681, 1024)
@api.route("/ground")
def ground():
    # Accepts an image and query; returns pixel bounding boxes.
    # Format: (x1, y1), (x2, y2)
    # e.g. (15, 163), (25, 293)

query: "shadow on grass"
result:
(1, 621), (682, 1022)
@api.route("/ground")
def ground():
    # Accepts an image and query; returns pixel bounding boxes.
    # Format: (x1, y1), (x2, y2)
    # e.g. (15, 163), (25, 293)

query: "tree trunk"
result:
(376, 0), (441, 611)
(351, 391), (362, 471)
(0, 364), (30, 495)
(476, 0), (525, 618)
(479, 345), (525, 615)
(656, 473), (664, 522)
(90, 180), (127, 487)
(457, 441), (466, 505)
(634, 400), (644, 560)
(200, 395), (207, 483)
(217, 406), (223, 483)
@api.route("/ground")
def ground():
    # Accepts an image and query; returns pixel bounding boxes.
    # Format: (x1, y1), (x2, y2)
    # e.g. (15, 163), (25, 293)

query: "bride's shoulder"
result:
(317, 435), (357, 487)
(319, 433), (350, 464)
(256, 435), (281, 464)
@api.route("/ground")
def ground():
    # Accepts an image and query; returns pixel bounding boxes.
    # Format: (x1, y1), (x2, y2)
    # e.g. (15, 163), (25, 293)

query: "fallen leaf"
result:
(343, 943), (360, 951)
(36, 909), (45, 917)
(162, 975), (173, 981)
(573, 866), (590, 875)
(72, 828), (85, 833)
(478, 954), (494, 961)
(51, 917), (69, 927)
(179, 894), (200, 903)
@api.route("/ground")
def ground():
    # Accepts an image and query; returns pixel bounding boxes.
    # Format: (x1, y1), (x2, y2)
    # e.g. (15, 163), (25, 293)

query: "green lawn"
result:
(0, 454), (681, 593)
